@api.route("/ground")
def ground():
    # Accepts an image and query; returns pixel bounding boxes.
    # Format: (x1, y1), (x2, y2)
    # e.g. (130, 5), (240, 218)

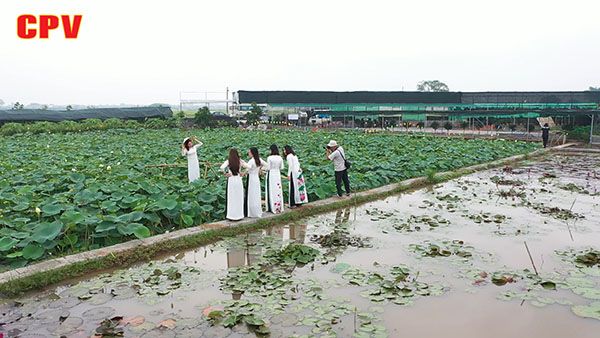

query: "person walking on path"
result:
(245, 147), (267, 218)
(182, 136), (203, 183)
(284, 145), (308, 208)
(541, 123), (550, 148)
(326, 140), (351, 198)
(265, 144), (285, 214)
(220, 148), (249, 221)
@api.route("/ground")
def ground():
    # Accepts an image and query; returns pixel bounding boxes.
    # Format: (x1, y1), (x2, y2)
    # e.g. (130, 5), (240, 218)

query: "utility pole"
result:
(590, 114), (595, 144)
(179, 91), (182, 113)
(226, 87), (229, 116)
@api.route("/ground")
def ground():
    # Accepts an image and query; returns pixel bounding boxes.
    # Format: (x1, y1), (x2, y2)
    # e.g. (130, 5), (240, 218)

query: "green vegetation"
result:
(245, 102), (263, 125)
(194, 106), (215, 128)
(416, 80), (449, 92)
(0, 118), (178, 136)
(0, 128), (537, 270)
(563, 125), (598, 142)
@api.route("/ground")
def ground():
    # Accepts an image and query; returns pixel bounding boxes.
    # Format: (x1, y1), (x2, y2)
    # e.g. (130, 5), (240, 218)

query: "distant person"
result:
(284, 145), (308, 208)
(220, 148), (249, 221)
(181, 136), (203, 183)
(265, 144), (285, 214)
(541, 123), (550, 148)
(326, 140), (351, 197)
(245, 147), (267, 218)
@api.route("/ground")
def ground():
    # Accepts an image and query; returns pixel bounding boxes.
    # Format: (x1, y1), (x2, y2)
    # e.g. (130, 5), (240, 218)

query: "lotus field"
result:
(0, 129), (538, 269)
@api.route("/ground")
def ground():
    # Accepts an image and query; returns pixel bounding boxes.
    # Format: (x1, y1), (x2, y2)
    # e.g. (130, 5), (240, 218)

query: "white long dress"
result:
(182, 144), (201, 183)
(246, 158), (267, 218)
(287, 154), (309, 206)
(220, 160), (249, 221)
(265, 155), (284, 214)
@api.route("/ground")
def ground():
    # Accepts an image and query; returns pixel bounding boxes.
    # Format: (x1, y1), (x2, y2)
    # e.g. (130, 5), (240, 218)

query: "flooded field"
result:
(1, 153), (600, 338)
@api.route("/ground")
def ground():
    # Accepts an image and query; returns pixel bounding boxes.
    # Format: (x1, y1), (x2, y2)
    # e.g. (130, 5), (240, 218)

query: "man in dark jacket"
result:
(541, 123), (550, 148)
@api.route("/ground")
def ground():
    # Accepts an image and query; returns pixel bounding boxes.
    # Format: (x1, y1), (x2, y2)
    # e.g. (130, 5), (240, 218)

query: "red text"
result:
(17, 15), (82, 39)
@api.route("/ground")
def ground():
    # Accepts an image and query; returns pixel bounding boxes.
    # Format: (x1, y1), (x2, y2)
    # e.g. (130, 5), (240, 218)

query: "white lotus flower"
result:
(35, 207), (41, 214)
(107, 166), (112, 170)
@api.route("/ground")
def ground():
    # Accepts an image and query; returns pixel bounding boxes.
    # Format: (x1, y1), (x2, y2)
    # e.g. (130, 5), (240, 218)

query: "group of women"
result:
(182, 137), (309, 221)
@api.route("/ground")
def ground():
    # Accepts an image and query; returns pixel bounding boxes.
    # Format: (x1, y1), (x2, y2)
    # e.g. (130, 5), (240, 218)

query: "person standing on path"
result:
(245, 147), (267, 218)
(326, 140), (351, 198)
(265, 144), (285, 214)
(284, 145), (308, 208)
(220, 148), (249, 221)
(182, 136), (203, 183)
(541, 123), (550, 148)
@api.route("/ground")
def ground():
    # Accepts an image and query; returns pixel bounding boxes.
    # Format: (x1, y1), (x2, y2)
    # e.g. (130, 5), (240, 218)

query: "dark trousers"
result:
(542, 136), (549, 148)
(335, 170), (351, 196)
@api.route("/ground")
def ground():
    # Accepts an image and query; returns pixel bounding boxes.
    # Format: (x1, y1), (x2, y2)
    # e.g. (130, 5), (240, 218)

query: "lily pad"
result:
(82, 306), (115, 320)
(572, 302), (600, 320)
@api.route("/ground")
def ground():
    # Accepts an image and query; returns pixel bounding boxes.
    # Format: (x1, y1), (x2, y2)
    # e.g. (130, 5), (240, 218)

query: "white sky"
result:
(1, 0), (599, 105)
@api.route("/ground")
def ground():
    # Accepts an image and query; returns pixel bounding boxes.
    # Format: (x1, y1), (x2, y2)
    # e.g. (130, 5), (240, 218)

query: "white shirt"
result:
(286, 154), (301, 176)
(328, 147), (346, 172)
(247, 158), (267, 175)
(267, 155), (284, 171)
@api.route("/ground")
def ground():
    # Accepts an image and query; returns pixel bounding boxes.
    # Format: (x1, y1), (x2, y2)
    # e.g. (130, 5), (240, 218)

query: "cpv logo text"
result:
(17, 15), (82, 39)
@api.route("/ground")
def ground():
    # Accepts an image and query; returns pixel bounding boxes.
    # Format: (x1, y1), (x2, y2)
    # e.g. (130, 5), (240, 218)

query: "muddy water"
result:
(1, 154), (599, 338)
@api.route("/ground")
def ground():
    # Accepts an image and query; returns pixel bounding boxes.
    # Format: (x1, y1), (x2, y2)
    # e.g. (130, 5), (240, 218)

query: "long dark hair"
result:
(228, 148), (241, 175)
(270, 144), (279, 156)
(184, 139), (192, 150)
(284, 145), (295, 156)
(250, 147), (261, 167)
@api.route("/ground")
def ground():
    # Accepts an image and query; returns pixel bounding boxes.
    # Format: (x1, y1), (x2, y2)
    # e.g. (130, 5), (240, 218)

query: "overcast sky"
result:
(1, 0), (599, 105)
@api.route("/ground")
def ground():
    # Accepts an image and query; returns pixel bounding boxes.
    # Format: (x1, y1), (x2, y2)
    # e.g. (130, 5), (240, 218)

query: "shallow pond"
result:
(1, 153), (600, 338)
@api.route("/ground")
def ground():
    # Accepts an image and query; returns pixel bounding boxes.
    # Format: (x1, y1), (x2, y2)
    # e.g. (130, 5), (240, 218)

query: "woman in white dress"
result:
(265, 144), (284, 214)
(181, 137), (203, 183)
(284, 145), (308, 208)
(245, 147), (267, 218)
(220, 148), (249, 221)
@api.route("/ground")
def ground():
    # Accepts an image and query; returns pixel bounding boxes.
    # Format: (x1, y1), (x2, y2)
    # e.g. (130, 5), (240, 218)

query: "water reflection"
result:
(289, 223), (307, 244)
(335, 207), (352, 225)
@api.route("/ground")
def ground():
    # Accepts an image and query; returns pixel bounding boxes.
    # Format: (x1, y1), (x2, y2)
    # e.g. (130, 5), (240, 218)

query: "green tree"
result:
(589, 86), (600, 91)
(41, 105), (49, 110)
(12, 102), (24, 110)
(66, 105), (73, 111)
(245, 102), (263, 125)
(194, 106), (215, 128)
(430, 121), (440, 132)
(417, 80), (449, 92)
(271, 113), (286, 124)
(417, 121), (425, 130)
